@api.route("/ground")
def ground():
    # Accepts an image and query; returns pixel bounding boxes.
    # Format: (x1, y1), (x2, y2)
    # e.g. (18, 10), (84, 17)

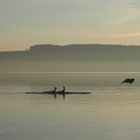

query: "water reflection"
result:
(0, 73), (140, 140)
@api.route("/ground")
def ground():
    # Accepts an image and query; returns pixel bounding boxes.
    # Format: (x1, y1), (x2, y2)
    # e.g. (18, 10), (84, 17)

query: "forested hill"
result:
(0, 44), (140, 61)
(0, 44), (140, 72)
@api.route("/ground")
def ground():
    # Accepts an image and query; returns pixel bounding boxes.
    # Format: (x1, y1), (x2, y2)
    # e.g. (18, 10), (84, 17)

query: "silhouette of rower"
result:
(62, 86), (65, 92)
(62, 86), (65, 100)
(53, 87), (57, 99)
(51, 87), (56, 93)
(50, 87), (56, 99)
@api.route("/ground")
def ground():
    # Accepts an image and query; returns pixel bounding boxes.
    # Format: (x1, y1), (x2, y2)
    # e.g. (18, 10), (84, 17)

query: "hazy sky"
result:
(0, 0), (140, 51)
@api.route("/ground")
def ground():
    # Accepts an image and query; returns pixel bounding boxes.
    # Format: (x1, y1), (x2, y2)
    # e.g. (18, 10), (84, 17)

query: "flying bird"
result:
(121, 78), (135, 85)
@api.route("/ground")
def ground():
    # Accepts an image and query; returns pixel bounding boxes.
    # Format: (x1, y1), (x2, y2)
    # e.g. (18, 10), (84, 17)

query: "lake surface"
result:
(0, 72), (140, 140)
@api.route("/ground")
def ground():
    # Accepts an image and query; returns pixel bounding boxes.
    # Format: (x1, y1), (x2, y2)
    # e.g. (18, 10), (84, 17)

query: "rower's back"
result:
(62, 86), (65, 92)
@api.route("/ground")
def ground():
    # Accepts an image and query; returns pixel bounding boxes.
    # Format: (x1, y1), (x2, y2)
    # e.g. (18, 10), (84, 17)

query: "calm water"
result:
(0, 72), (140, 140)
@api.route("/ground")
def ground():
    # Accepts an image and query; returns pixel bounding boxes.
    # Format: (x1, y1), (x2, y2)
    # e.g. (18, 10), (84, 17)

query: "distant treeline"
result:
(0, 44), (140, 61)
(0, 44), (140, 72)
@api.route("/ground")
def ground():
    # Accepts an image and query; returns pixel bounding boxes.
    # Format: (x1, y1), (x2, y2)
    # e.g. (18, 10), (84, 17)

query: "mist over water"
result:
(0, 72), (138, 90)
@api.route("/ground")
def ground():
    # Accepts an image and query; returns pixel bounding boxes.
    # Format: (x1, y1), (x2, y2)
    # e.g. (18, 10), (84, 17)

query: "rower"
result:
(62, 86), (65, 100)
(53, 87), (57, 99)
(62, 86), (65, 92)
(54, 87), (57, 92)
(50, 87), (57, 93)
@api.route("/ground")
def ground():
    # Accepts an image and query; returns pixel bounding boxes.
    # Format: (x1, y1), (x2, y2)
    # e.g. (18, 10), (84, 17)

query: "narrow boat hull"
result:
(25, 91), (91, 95)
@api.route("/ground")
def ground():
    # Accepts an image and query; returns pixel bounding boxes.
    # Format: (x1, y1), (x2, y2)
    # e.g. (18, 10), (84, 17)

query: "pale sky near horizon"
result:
(0, 0), (140, 51)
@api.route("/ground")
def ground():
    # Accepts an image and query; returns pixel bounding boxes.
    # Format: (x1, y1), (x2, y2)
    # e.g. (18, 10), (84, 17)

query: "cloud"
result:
(105, 32), (140, 39)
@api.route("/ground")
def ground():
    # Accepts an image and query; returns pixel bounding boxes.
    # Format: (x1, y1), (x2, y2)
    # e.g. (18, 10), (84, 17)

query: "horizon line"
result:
(0, 71), (140, 74)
